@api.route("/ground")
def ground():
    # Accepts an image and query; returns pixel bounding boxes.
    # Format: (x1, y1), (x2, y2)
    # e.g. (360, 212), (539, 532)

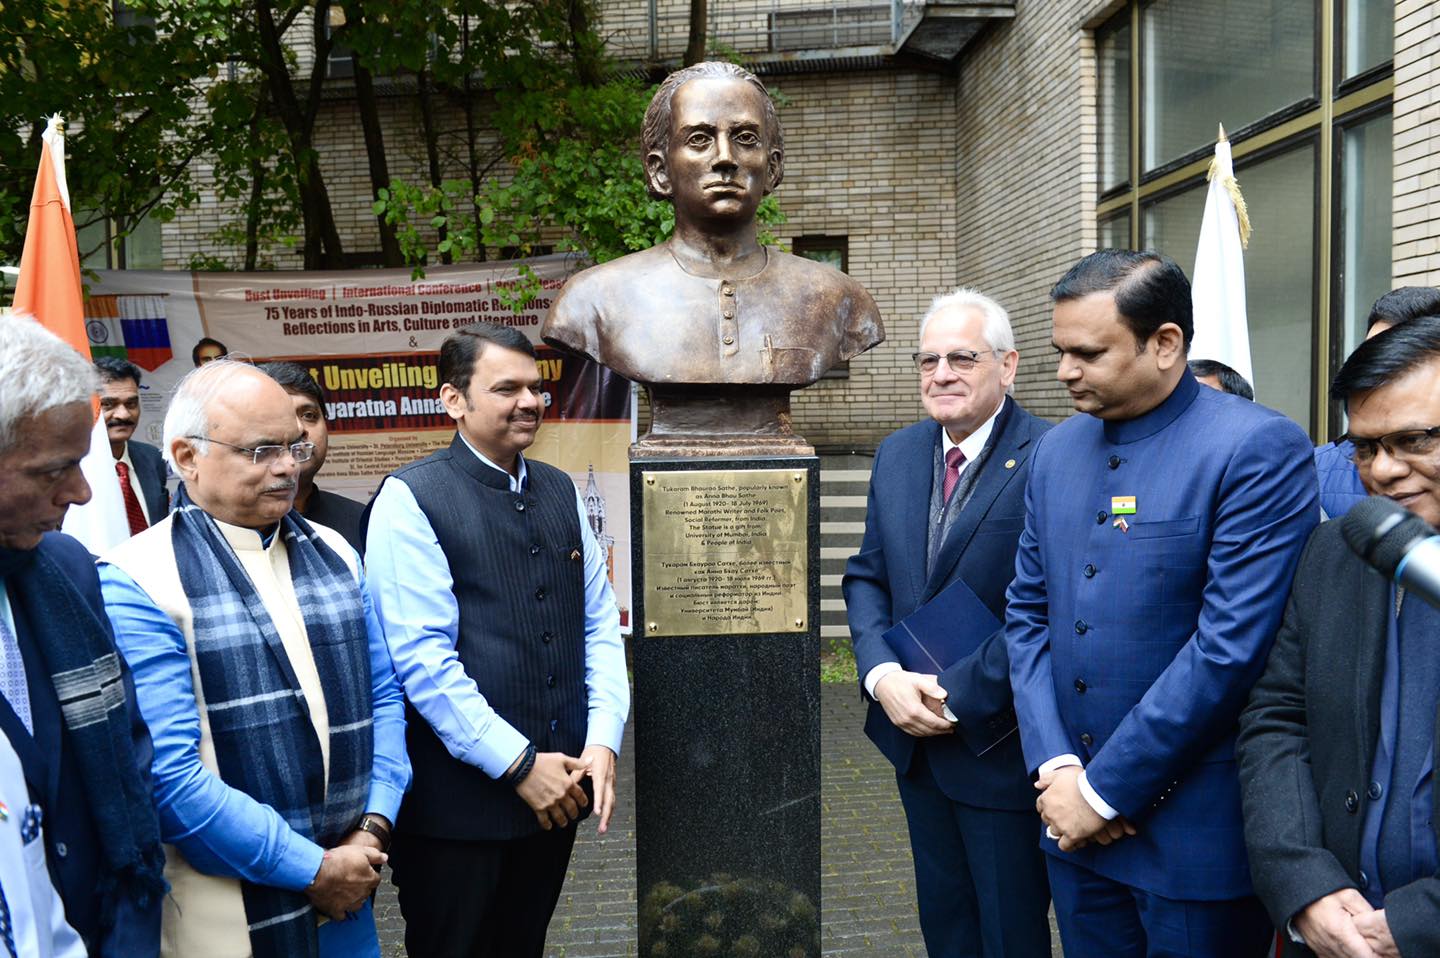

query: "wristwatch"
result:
(355, 813), (392, 852)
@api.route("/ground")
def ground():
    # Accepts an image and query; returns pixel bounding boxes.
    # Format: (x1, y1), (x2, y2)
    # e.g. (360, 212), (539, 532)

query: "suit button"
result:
(514, 498), (526, 512)
(1096, 511), (1107, 524)
(1074, 678), (1087, 693)
(55, 842), (67, 858)
(1080, 733), (1093, 747)
(542, 632), (553, 644)
(1074, 619), (1088, 635)
(530, 544), (542, 556)
(547, 675), (557, 688)
(1345, 790), (1359, 813)
(535, 587), (546, 600)
(1083, 563), (1096, 578)
(1108, 455), (1121, 469)
(1368, 781), (1382, 800)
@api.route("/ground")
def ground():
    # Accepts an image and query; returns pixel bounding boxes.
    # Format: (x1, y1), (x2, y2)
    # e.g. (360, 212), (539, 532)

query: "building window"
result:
(1095, 0), (1392, 440)
(793, 236), (850, 378)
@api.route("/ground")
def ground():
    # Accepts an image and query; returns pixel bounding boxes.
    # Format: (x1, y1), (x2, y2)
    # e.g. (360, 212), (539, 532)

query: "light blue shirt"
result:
(97, 542), (410, 895)
(364, 439), (629, 779)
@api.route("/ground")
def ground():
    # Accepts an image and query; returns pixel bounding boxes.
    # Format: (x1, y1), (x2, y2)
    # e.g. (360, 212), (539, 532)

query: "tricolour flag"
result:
(1189, 125), (1254, 386)
(12, 115), (87, 354)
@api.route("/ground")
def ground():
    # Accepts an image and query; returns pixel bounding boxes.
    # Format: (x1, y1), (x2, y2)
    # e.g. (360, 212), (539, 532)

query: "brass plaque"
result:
(642, 469), (809, 636)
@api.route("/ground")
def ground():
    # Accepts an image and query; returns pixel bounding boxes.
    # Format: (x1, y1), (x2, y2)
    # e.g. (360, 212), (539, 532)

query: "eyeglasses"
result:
(1341, 426), (1440, 466)
(911, 348), (1000, 376)
(187, 436), (315, 465)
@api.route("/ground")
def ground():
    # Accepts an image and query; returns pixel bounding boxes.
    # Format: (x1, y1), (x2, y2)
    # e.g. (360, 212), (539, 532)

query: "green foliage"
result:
(639, 874), (818, 958)
(820, 636), (858, 685)
(0, 0), (229, 266)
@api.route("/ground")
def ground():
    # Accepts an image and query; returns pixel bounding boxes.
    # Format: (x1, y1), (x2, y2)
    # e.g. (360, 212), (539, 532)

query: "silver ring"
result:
(1045, 826), (1060, 840)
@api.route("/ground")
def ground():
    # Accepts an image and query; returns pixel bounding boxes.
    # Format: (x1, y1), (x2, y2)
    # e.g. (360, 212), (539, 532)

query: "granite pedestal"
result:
(631, 456), (821, 958)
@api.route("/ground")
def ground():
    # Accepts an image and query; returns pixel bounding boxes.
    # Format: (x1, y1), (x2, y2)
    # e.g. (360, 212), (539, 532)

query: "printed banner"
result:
(88, 256), (635, 628)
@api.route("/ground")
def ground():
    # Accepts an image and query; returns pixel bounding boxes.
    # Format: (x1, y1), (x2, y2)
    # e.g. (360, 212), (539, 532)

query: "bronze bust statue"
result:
(542, 61), (884, 456)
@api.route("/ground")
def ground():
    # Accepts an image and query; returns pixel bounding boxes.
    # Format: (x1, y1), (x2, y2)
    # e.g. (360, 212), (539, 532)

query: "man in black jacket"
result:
(1238, 315), (1440, 958)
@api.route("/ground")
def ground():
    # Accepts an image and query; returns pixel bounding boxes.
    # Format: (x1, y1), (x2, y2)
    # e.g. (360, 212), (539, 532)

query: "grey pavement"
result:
(377, 684), (1060, 956)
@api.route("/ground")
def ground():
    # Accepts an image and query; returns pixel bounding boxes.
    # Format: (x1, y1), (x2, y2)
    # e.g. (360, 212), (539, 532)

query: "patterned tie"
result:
(0, 877), (16, 958)
(116, 460), (149, 536)
(0, 611), (30, 737)
(942, 445), (966, 504)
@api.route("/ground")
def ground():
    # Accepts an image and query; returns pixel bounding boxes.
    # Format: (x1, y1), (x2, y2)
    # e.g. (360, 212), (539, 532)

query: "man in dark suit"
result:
(1238, 316), (1440, 958)
(259, 361), (366, 552)
(843, 288), (1052, 957)
(1008, 250), (1318, 957)
(0, 316), (164, 956)
(95, 356), (169, 528)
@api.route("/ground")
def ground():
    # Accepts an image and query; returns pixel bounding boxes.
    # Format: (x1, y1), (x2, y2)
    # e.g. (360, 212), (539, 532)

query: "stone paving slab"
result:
(378, 684), (1059, 956)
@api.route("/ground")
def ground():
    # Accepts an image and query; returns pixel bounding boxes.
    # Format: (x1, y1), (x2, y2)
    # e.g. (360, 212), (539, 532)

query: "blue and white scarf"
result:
(171, 487), (373, 958)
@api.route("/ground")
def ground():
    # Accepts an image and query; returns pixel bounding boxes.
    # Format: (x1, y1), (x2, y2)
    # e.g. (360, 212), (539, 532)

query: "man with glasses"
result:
(1008, 250), (1318, 957)
(97, 360), (411, 958)
(843, 288), (1052, 956)
(1239, 315), (1440, 958)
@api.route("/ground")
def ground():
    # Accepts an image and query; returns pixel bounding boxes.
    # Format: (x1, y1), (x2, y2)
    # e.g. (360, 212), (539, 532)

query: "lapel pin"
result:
(1110, 495), (1137, 515)
(1113, 516), (1130, 533)
(0, 801), (8, 822)
(1004, 458), (1016, 469)
(570, 549), (582, 561)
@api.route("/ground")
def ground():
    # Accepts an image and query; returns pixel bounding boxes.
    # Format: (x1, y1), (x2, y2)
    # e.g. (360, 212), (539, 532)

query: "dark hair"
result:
(191, 337), (228, 366)
(258, 361), (325, 413)
(641, 61), (784, 201)
(1366, 286), (1440, 331)
(1333, 314), (1440, 404)
(1050, 249), (1194, 350)
(94, 355), (142, 387)
(439, 322), (536, 394)
(1187, 358), (1254, 401)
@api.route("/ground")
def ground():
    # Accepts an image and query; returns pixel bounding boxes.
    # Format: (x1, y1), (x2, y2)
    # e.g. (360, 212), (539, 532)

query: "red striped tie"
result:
(942, 446), (966, 504)
(116, 461), (149, 536)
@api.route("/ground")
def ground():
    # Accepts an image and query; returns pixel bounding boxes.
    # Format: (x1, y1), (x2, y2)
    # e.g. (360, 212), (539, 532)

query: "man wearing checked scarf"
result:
(98, 360), (411, 958)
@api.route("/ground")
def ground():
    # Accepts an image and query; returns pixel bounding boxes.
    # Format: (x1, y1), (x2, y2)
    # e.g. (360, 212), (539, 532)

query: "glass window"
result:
(1337, 111), (1394, 358)
(793, 236), (848, 272)
(1342, 0), (1394, 81)
(1098, 209), (1132, 250)
(75, 212), (111, 270)
(122, 212), (164, 270)
(1142, 0), (1316, 170)
(1141, 183), (1205, 275)
(1099, 19), (1131, 192)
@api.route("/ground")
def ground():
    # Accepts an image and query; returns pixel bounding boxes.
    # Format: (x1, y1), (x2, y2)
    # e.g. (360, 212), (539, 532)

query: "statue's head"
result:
(641, 61), (785, 225)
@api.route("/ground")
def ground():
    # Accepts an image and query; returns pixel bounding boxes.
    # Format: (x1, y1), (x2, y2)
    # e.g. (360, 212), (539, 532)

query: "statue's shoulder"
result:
(555, 245), (673, 303)
(544, 245), (674, 355)
(768, 249), (877, 308)
(766, 248), (884, 357)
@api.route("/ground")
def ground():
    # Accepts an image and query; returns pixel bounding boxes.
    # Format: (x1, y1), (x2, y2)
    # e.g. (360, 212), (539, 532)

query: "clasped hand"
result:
(1034, 766), (1136, 852)
(514, 750), (591, 830)
(875, 670), (953, 737)
(1294, 889), (1398, 958)
(306, 843), (385, 921)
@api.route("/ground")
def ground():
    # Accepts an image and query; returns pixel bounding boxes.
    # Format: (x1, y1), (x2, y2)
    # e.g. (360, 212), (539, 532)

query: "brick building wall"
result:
(1393, 1), (1440, 286)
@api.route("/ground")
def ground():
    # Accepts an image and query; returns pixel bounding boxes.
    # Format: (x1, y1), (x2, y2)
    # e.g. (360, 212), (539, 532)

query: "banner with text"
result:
(87, 256), (635, 627)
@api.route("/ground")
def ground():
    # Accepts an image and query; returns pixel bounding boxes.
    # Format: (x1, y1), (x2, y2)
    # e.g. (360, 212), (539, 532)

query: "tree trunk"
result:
(415, 66), (451, 265)
(243, 83), (270, 271)
(461, 14), (487, 263)
(684, 0), (707, 65)
(567, 0), (604, 87)
(354, 60), (403, 267)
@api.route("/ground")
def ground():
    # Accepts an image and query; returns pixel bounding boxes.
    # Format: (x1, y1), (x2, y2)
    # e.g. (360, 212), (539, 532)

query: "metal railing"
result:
(601, 0), (929, 62)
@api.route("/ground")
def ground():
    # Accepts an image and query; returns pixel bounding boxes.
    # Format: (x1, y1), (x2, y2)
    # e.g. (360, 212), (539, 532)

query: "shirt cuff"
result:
(864, 662), (903, 699)
(460, 719), (531, 780)
(585, 710), (626, 758)
(365, 780), (406, 826)
(1077, 770), (1120, 821)
(1038, 754), (1083, 776)
(270, 834), (327, 893)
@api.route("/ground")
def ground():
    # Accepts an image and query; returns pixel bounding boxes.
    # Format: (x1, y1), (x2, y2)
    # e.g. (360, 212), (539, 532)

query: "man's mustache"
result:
(264, 480), (297, 493)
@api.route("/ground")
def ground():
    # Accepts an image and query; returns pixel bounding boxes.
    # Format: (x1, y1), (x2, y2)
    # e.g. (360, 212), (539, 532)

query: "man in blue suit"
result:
(96, 357), (171, 529)
(1007, 250), (1319, 957)
(844, 288), (1052, 957)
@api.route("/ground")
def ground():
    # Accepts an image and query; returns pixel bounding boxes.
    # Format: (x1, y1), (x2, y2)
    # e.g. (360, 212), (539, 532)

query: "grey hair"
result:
(0, 313), (97, 454)
(919, 287), (1017, 354)
(161, 358), (258, 467)
(641, 61), (784, 200)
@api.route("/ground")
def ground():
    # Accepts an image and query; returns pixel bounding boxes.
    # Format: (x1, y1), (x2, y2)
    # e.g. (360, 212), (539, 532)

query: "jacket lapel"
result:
(898, 422), (940, 607)
(1354, 571), (1390, 794)
(921, 401), (1031, 603)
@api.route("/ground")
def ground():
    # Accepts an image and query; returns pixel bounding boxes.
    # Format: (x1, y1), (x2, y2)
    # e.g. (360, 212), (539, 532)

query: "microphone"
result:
(1341, 496), (1440, 610)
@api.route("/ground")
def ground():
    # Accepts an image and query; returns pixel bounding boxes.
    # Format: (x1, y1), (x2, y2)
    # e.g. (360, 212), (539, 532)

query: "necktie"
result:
(942, 445), (966, 504)
(116, 460), (148, 536)
(0, 612), (30, 736)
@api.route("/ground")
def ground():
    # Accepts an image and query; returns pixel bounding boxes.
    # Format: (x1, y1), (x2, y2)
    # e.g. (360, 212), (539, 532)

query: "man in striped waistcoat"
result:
(98, 361), (411, 958)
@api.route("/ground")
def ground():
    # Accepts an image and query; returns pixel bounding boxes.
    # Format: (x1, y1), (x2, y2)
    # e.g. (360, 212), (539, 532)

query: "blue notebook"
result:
(882, 575), (1001, 674)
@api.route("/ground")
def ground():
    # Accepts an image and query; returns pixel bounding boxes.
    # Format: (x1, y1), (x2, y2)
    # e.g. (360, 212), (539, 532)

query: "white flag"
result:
(60, 413), (131, 555)
(1189, 132), (1253, 386)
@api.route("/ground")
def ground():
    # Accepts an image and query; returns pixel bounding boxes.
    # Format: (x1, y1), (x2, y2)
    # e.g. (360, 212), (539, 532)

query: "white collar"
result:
(941, 397), (1005, 463)
(457, 433), (528, 493)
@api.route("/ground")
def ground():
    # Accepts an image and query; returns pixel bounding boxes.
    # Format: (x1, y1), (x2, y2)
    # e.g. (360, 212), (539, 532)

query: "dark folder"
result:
(882, 576), (1001, 674)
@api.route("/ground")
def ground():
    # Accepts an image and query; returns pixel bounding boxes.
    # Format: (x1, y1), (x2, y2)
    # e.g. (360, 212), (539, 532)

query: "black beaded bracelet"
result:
(507, 743), (538, 786)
